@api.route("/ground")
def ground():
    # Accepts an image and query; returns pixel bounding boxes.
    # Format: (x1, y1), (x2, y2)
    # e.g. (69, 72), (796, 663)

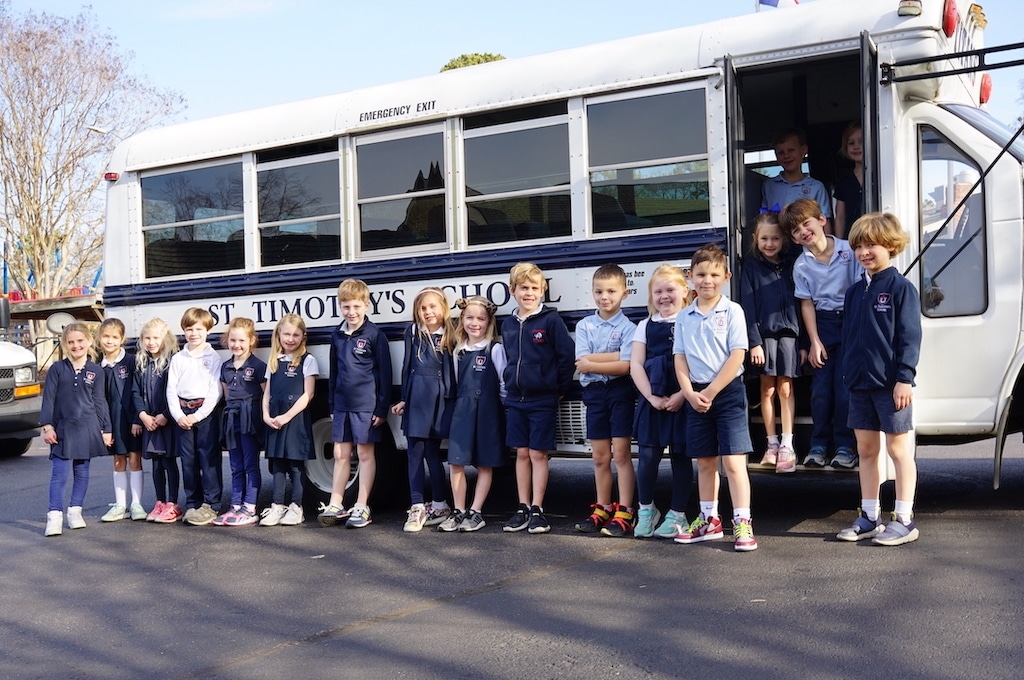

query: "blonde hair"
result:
(839, 121), (862, 160)
(509, 262), (547, 292)
(135, 318), (178, 374)
(454, 296), (499, 345)
(337, 278), (370, 303)
(411, 287), (455, 355)
(268, 314), (308, 374)
(221, 317), (258, 350)
(750, 211), (784, 257)
(62, 321), (97, 362)
(646, 264), (689, 315)
(848, 212), (911, 256)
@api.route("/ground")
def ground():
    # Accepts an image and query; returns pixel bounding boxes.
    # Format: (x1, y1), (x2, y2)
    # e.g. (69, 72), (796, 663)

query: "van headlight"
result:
(14, 366), (35, 385)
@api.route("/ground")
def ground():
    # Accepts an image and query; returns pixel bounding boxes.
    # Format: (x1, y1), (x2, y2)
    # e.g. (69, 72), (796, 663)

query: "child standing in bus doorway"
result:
(392, 287), (455, 532)
(41, 322), (112, 536)
(319, 279), (392, 529)
(630, 264), (692, 540)
(214, 317), (266, 527)
(673, 244), (757, 551)
(572, 264), (638, 537)
(501, 262), (575, 534)
(740, 211), (801, 473)
(438, 296), (507, 533)
(132, 318), (182, 523)
(837, 213), (922, 546)
(97, 318), (146, 522)
(260, 314), (318, 527)
(762, 127), (833, 229)
(833, 122), (864, 239)
(167, 308), (224, 526)
(781, 198), (862, 469)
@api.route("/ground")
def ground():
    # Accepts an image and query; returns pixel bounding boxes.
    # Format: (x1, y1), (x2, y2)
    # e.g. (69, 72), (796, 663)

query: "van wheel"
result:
(0, 438), (32, 457)
(303, 418), (357, 514)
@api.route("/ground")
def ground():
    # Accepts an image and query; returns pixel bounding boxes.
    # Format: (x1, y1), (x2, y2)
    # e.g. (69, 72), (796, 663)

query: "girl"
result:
(214, 318), (267, 526)
(97, 318), (145, 522)
(260, 314), (318, 526)
(391, 287), (454, 533)
(630, 264), (693, 539)
(740, 211), (801, 473)
(131, 318), (182, 523)
(437, 297), (507, 533)
(41, 322), (112, 536)
(833, 121), (864, 239)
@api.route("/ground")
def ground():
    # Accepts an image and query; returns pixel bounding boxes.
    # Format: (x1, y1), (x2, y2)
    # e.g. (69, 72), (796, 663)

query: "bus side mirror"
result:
(0, 297), (9, 330)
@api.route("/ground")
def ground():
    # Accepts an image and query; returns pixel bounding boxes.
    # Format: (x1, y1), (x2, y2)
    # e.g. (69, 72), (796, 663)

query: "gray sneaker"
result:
(831, 447), (859, 469)
(259, 503), (288, 527)
(187, 503), (218, 526)
(872, 515), (919, 546)
(346, 506), (372, 528)
(836, 510), (882, 541)
(459, 509), (486, 533)
(803, 448), (828, 468)
(437, 510), (465, 532)
(316, 503), (349, 527)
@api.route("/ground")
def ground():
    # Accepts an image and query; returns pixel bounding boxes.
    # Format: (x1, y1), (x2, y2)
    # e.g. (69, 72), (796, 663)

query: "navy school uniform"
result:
(447, 341), (507, 468)
(221, 354), (267, 452)
(132, 360), (175, 459)
(328, 319), (392, 419)
(400, 327), (454, 439)
(104, 351), (141, 455)
(739, 251), (802, 378)
(633, 318), (687, 448)
(40, 359), (111, 460)
(265, 354), (315, 461)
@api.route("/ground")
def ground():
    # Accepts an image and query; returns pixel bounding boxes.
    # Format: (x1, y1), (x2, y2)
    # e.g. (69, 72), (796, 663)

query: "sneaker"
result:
(66, 506), (86, 530)
(146, 501), (166, 522)
(503, 503), (531, 532)
(459, 509), (486, 533)
(424, 503), (451, 527)
(101, 503), (129, 522)
(872, 514), (919, 546)
(224, 507), (258, 526)
(776, 444), (797, 474)
(438, 509), (466, 532)
(760, 442), (779, 466)
(45, 510), (63, 536)
(733, 518), (758, 552)
(574, 504), (612, 533)
(653, 509), (688, 539)
(130, 503), (148, 521)
(187, 503), (217, 526)
(601, 505), (636, 538)
(259, 503), (288, 527)
(403, 504), (427, 533)
(212, 507), (239, 526)
(346, 506), (372, 528)
(836, 510), (883, 542)
(831, 447), (859, 469)
(803, 447), (828, 468)
(181, 507), (199, 524)
(317, 503), (349, 527)
(279, 502), (305, 526)
(154, 503), (182, 524)
(674, 515), (725, 544)
(527, 505), (550, 534)
(634, 505), (662, 538)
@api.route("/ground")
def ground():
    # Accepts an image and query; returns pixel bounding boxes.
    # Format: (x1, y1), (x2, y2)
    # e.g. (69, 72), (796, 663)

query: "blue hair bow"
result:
(759, 203), (781, 214)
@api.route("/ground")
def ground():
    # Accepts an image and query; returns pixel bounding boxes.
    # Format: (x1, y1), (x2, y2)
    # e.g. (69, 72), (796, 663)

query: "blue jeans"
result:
(407, 437), (447, 505)
(636, 445), (692, 510)
(810, 312), (856, 452)
(228, 430), (261, 507)
(49, 458), (90, 511)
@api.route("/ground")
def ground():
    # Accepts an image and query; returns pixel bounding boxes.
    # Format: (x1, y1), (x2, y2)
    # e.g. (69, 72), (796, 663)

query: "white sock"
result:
(700, 501), (717, 518)
(113, 471), (128, 507)
(733, 507), (751, 522)
(862, 499), (880, 521)
(894, 500), (914, 524)
(781, 433), (794, 448)
(431, 500), (449, 510)
(767, 435), (780, 447)
(129, 470), (144, 505)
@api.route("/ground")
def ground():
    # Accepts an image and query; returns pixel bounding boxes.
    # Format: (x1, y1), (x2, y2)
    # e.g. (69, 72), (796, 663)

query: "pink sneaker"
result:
(211, 508), (239, 526)
(146, 501), (166, 522)
(154, 503), (183, 524)
(674, 515), (725, 544)
(733, 518), (758, 552)
(776, 444), (797, 473)
(759, 443), (779, 466)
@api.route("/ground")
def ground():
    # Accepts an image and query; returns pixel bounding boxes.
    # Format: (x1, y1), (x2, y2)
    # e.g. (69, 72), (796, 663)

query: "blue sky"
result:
(9, 0), (1023, 125)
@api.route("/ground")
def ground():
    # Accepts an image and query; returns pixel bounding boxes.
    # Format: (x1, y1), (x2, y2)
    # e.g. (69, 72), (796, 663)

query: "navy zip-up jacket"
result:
(739, 251), (801, 347)
(842, 266), (921, 390)
(500, 305), (575, 401)
(328, 318), (393, 419)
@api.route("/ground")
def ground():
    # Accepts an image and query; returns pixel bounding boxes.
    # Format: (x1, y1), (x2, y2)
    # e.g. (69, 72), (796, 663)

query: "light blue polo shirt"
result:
(673, 296), (747, 384)
(793, 236), (863, 311)
(575, 310), (636, 386)
(762, 173), (833, 217)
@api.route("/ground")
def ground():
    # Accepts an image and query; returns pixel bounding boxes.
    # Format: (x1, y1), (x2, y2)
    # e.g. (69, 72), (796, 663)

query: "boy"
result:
(319, 279), (393, 529)
(762, 127), (833, 225)
(501, 262), (575, 534)
(166, 308), (223, 526)
(837, 213), (922, 546)
(572, 264), (637, 537)
(672, 244), (757, 552)
(781, 197), (862, 468)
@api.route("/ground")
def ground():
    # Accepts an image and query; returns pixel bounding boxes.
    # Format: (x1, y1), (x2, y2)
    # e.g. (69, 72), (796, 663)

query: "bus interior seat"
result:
(145, 239), (227, 277)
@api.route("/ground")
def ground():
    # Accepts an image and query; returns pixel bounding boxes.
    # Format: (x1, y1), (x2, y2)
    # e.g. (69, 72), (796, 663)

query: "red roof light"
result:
(103, 172), (119, 182)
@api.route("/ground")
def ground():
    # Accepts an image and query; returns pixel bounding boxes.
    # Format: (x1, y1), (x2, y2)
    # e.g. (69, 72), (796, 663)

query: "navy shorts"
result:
(685, 378), (753, 457)
(847, 389), (913, 434)
(505, 397), (557, 451)
(753, 335), (801, 378)
(331, 410), (381, 445)
(583, 379), (636, 440)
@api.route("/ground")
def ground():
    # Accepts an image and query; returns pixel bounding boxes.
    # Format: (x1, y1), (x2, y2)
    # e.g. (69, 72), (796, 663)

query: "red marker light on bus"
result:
(942, 0), (957, 37)
(979, 73), (992, 104)
(103, 172), (120, 182)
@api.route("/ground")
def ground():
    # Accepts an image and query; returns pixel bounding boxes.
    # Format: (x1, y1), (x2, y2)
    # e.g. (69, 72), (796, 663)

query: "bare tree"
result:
(0, 2), (183, 304)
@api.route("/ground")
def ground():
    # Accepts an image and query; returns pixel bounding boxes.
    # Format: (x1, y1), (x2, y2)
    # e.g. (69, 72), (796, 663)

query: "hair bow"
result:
(760, 203), (781, 214)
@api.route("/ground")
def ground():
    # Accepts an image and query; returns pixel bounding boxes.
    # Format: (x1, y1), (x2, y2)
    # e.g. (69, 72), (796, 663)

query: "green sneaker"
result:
(101, 504), (129, 522)
(634, 505), (662, 538)
(653, 509), (688, 539)
(130, 503), (148, 521)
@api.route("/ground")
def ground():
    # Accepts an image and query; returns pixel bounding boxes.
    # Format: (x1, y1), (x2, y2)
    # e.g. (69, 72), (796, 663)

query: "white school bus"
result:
(99, 0), (1024, 503)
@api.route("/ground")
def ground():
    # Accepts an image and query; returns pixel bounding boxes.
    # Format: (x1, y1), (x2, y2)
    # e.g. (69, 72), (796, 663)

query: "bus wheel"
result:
(303, 418), (357, 514)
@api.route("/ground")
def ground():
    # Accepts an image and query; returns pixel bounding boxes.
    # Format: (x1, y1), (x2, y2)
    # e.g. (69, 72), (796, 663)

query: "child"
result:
(438, 296), (508, 533)
(166, 307), (223, 526)
(739, 211), (801, 473)
(132, 318), (182, 523)
(260, 314), (318, 527)
(673, 244), (757, 552)
(500, 262), (575, 534)
(319, 279), (392, 529)
(630, 264), (693, 540)
(762, 127), (833, 226)
(41, 322), (112, 536)
(572, 264), (637, 537)
(781, 198), (862, 468)
(837, 213), (922, 546)
(97, 318), (146, 522)
(392, 287), (454, 533)
(833, 122), (864, 239)
(214, 317), (267, 527)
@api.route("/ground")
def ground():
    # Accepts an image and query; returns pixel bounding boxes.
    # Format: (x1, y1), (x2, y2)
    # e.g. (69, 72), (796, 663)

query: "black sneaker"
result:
(459, 509), (486, 532)
(574, 504), (611, 533)
(503, 503), (530, 532)
(527, 505), (550, 534)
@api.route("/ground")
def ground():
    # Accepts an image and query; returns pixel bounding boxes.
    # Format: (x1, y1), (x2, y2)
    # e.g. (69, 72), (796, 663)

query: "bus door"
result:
(723, 55), (745, 270)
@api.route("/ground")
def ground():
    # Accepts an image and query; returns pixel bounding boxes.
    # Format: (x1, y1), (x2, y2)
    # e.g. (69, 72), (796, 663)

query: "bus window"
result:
(258, 158), (341, 266)
(464, 114), (570, 245)
(587, 88), (710, 232)
(141, 162), (243, 277)
(356, 131), (446, 252)
(918, 126), (987, 317)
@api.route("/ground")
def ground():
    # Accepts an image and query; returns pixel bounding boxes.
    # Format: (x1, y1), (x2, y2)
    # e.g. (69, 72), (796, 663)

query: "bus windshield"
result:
(943, 104), (1024, 162)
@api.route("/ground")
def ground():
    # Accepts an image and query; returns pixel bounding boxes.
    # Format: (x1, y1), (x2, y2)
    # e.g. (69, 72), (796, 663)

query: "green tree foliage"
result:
(440, 53), (506, 72)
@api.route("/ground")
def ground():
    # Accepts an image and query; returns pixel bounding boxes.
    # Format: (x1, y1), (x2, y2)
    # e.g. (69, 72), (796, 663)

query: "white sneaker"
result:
(45, 510), (63, 536)
(403, 504), (427, 532)
(279, 502), (305, 526)
(259, 503), (288, 526)
(101, 503), (129, 522)
(67, 506), (87, 529)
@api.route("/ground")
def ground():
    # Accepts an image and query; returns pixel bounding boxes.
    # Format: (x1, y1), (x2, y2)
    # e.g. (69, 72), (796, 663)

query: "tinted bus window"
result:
(258, 159), (341, 266)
